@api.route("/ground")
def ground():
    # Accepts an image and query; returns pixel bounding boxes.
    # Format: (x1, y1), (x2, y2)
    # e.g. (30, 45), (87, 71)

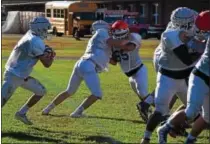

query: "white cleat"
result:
(70, 111), (85, 118)
(140, 138), (150, 144)
(157, 125), (168, 144)
(41, 109), (50, 115)
(15, 112), (33, 125)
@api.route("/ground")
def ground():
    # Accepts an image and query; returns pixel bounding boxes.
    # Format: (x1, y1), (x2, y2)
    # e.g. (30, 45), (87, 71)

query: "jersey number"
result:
(113, 50), (129, 62)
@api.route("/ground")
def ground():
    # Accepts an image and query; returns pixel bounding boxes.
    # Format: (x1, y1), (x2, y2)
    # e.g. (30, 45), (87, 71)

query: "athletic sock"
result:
(18, 104), (29, 114)
(43, 103), (55, 113)
(187, 134), (196, 140)
(144, 130), (152, 139)
(73, 106), (84, 114)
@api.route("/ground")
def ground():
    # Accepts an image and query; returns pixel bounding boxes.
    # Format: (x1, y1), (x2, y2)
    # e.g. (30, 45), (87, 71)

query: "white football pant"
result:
(2, 71), (46, 106)
(185, 73), (209, 123)
(155, 72), (188, 115)
(153, 50), (161, 72)
(129, 65), (148, 99)
(66, 59), (102, 98)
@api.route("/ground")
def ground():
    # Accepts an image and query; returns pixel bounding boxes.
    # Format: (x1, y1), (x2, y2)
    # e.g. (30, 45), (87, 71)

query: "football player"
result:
(1, 17), (55, 125)
(42, 20), (131, 117)
(157, 10), (210, 144)
(110, 20), (154, 123)
(141, 7), (202, 144)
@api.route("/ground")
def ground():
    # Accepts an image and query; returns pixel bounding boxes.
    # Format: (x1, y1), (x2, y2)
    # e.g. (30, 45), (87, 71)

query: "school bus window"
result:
(57, 9), (61, 17)
(53, 9), (57, 17)
(46, 9), (51, 17)
(61, 10), (64, 18)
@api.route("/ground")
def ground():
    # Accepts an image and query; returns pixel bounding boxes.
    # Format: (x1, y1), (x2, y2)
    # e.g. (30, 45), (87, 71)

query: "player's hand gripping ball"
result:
(44, 45), (56, 59)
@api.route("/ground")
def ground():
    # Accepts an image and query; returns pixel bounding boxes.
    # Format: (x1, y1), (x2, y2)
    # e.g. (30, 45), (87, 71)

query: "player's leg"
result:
(42, 61), (82, 115)
(185, 94), (209, 143)
(141, 73), (177, 143)
(70, 60), (102, 117)
(15, 76), (46, 125)
(1, 71), (22, 107)
(157, 73), (209, 143)
(169, 95), (178, 110)
(130, 65), (153, 122)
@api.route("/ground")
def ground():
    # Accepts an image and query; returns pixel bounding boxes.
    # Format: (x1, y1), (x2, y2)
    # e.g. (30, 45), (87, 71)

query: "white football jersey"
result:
(112, 33), (142, 73)
(158, 29), (198, 71)
(195, 37), (210, 77)
(154, 44), (162, 57)
(82, 29), (111, 72)
(5, 30), (45, 78)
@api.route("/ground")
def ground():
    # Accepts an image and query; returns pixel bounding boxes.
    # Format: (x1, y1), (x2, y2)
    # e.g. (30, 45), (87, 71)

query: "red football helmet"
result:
(195, 10), (210, 31)
(111, 20), (129, 39)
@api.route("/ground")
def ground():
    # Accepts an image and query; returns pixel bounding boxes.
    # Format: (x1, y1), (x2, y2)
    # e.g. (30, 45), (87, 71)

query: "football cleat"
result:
(185, 138), (197, 144)
(136, 101), (150, 123)
(140, 138), (150, 144)
(15, 112), (33, 125)
(157, 124), (171, 144)
(41, 109), (50, 115)
(70, 107), (85, 118)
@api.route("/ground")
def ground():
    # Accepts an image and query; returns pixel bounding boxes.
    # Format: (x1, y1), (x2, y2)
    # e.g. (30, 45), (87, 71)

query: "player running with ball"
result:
(2, 17), (55, 125)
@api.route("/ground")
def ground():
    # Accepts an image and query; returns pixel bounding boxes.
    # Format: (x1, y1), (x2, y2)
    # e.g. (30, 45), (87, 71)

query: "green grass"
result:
(2, 35), (209, 144)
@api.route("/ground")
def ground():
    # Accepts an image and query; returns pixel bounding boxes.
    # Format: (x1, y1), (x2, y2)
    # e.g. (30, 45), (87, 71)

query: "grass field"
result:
(1, 35), (209, 144)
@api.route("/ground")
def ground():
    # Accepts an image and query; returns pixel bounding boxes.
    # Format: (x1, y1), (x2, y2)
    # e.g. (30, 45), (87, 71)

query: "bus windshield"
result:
(104, 17), (122, 24)
(73, 12), (96, 20)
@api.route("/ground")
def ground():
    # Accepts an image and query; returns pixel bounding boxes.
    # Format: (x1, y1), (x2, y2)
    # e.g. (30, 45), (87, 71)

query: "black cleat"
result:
(136, 101), (150, 123)
(185, 138), (197, 144)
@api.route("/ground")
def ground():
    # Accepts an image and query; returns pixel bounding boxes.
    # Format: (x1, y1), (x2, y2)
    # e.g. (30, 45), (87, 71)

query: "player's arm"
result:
(38, 46), (56, 68)
(106, 38), (129, 48)
(120, 42), (136, 51)
(38, 54), (54, 68)
(109, 48), (118, 66)
(30, 41), (56, 68)
(173, 45), (195, 65)
(166, 31), (197, 65)
(109, 58), (117, 65)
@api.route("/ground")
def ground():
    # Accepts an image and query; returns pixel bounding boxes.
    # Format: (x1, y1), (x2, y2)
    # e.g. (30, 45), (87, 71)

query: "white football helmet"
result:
(29, 16), (51, 40)
(91, 20), (110, 34)
(170, 7), (196, 36)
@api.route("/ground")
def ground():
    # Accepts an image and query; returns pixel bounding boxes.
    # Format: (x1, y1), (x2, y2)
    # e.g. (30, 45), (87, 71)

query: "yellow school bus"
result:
(45, 1), (97, 36)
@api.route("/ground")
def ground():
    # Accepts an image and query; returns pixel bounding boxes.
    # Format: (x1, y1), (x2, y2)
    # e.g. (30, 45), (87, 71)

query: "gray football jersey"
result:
(196, 37), (210, 77)
(158, 29), (198, 71)
(113, 33), (142, 73)
(82, 29), (111, 72)
(5, 30), (45, 78)
(154, 44), (162, 58)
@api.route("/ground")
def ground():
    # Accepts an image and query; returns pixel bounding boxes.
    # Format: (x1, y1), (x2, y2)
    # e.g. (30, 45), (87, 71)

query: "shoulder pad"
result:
(130, 33), (142, 46)
(162, 30), (184, 50)
(130, 33), (142, 41)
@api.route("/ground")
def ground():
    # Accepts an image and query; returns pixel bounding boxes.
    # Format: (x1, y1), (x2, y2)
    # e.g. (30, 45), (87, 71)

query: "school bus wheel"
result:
(73, 28), (78, 37)
(53, 27), (57, 36)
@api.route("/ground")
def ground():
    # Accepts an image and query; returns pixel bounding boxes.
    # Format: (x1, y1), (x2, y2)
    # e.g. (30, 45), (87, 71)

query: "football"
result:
(44, 45), (56, 59)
